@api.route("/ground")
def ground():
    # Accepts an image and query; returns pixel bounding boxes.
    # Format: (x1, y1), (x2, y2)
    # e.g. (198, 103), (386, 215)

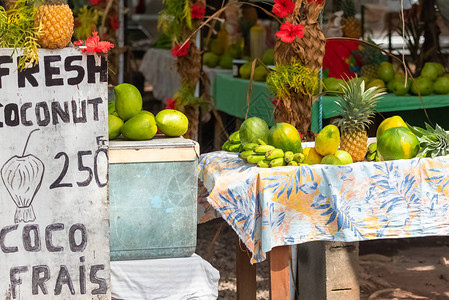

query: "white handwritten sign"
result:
(0, 48), (110, 299)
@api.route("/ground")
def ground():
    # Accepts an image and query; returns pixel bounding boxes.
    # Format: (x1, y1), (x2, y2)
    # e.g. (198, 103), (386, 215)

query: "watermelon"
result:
(267, 123), (303, 153)
(377, 127), (419, 161)
(239, 117), (269, 145)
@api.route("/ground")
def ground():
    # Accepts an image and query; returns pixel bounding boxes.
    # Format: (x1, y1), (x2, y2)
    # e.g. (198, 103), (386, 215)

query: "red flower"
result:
(75, 32), (114, 53)
(171, 42), (191, 57)
(89, 0), (102, 5)
(191, 3), (205, 19)
(275, 22), (305, 43)
(165, 98), (176, 109)
(272, 0), (295, 18)
(270, 97), (280, 106)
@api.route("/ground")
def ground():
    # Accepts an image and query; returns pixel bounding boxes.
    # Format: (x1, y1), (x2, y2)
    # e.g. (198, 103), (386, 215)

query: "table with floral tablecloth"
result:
(198, 150), (449, 264)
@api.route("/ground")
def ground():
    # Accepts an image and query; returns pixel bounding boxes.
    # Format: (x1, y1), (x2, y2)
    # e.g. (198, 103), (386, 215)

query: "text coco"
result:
(1, 223), (108, 298)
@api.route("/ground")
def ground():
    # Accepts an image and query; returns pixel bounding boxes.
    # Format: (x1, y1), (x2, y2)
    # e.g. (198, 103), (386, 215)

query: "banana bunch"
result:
(221, 131), (243, 152)
(365, 142), (379, 162)
(222, 134), (306, 168)
(238, 139), (306, 168)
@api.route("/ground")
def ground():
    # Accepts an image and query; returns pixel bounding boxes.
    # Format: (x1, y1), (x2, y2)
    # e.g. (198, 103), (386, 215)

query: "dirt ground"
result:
(197, 219), (449, 299)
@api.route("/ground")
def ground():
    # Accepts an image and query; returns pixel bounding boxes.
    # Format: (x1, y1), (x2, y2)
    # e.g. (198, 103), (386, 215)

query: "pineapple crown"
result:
(356, 38), (386, 66)
(415, 123), (449, 158)
(340, 0), (356, 18)
(334, 78), (385, 132)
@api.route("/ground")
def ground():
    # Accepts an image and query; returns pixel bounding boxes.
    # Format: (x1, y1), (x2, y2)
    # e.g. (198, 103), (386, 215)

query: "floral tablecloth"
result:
(198, 151), (449, 263)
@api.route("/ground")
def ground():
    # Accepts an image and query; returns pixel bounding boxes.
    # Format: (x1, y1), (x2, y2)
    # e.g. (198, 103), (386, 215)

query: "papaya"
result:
(376, 115), (407, 139)
(315, 125), (340, 156)
(377, 127), (419, 161)
(267, 123), (303, 153)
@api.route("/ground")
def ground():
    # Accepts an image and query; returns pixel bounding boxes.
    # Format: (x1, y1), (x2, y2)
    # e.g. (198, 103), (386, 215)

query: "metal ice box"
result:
(109, 136), (199, 260)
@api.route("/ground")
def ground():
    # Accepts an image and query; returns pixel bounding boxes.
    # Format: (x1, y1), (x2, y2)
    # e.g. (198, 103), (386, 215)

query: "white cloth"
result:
(139, 48), (234, 102)
(111, 254), (220, 300)
(139, 48), (180, 102)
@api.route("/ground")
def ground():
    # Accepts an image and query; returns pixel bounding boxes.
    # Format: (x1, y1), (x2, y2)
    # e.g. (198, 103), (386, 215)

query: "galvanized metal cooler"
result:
(108, 136), (199, 261)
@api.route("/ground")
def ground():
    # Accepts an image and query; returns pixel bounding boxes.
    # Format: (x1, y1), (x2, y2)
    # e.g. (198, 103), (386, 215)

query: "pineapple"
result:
(340, 0), (361, 39)
(359, 38), (385, 80)
(35, 0), (74, 49)
(360, 65), (377, 79)
(334, 79), (386, 162)
(409, 123), (449, 158)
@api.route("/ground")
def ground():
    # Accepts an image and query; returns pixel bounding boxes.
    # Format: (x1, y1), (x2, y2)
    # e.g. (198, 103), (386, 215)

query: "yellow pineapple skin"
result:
(340, 130), (367, 162)
(36, 4), (74, 49)
(342, 17), (361, 39)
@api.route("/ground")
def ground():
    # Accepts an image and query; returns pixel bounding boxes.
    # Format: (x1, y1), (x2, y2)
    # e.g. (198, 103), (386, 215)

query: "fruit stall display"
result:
(108, 83), (189, 141)
(221, 78), (449, 168)
(323, 36), (449, 97)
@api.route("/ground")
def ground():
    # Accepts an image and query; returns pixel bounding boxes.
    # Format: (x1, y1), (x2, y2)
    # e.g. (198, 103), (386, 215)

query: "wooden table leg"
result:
(236, 240), (256, 300)
(269, 246), (291, 300)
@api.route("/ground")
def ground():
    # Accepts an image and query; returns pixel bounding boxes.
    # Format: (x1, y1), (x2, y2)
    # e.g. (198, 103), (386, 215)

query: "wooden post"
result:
(298, 241), (360, 300)
(269, 246), (291, 300)
(236, 240), (256, 300)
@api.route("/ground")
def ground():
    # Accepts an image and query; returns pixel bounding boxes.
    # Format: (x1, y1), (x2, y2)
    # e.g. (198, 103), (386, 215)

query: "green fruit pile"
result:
(203, 41), (244, 70)
(238, 54), (271, 82)
(328, 62), (448, 97)
(204, 45), (273, 83)
(376, 62), (448, 96)
(108, 83), (188, 140)
(222, 114), (449, 165)
(221, 119), (354, 167)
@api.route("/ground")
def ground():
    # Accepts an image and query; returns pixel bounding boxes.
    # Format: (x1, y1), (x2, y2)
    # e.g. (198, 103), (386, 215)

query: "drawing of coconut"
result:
(1, 129), (45, 223)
